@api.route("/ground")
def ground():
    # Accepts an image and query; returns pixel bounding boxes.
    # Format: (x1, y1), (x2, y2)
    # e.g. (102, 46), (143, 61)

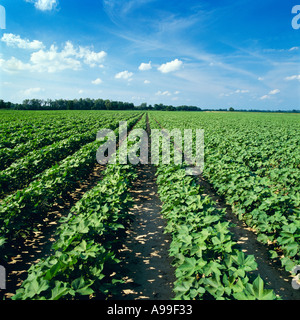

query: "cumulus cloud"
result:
(158, 58), (182, 73)
(139, 61), (152, 71)
(144, 80), (150, 84)
(1, 33), (44, 50)
(0, 57), (31, 73)
(78, 46), (107, 67)
(0, 40), (107, 73)
(26, 0), (58, 11)
(30, 44), (81, 73)
(115, 70), (133, 80)
(92, 78), (103, 85)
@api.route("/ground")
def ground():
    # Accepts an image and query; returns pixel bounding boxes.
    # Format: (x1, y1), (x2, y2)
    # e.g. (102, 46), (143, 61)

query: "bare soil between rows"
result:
(109, 164), (176, 300)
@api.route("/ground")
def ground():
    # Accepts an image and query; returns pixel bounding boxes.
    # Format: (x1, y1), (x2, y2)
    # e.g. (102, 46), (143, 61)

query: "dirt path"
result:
(110, 114), (175, 300)
(110, 164), (176, 300)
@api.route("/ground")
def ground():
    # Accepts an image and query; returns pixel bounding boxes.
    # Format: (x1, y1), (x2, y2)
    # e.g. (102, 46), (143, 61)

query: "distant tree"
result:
(67, 100), (74, 110)
(0, 100), (5, 109)
(229, 107), (235, 111)
(93, 99), (106, 110)
(105, 99), (111, 110)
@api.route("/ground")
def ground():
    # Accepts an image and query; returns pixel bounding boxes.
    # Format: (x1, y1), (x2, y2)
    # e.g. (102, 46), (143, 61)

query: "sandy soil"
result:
(110, 164), (176, 300)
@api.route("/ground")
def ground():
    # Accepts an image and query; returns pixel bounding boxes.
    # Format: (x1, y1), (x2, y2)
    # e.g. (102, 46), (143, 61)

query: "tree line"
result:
(0, 98), (298, 112)
(0, 98), (201, 111)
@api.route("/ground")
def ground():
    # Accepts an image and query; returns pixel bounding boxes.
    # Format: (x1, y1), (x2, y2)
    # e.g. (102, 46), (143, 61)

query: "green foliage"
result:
(155, 164), (278, 300)
(151, 111), (299, 274)
(12, 163), (137, 300)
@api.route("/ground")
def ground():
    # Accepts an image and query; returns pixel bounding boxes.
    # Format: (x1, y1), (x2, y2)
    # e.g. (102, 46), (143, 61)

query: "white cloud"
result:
(258, 77), (264, 81)
(61, 41), (106, 67)
(285, 75), (300, 81)
(158, 58), (183, 73)
(115, 70), (133, 80)
(155, 90), (171, 96)
(260, 95), (270, 100)
(289, 47), (299, 51)
(260, 89), (280, 100)
(0, 40), (107, 73)
(22, 87), (44, 96)
(269, 89), (280, 95)
(26, 0), (58, 11)
(1, 33), (44, 50)
(0, 57), (31, 73)
(221, 89), (249, 97)
(235, 89), (249, 94)
(30, 44), (81, 73)
(144, 80), (150, 84)
(139, 61), (152, 71)
(78, 47), (107, 67)
(92, 78), (103, 85)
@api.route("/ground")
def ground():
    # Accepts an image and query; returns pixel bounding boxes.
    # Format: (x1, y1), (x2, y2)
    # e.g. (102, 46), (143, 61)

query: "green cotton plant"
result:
(155, 163), (279, 300)
(12, 163), (137, 300)
(233, 275), (277, 300)
(150, 111), (299, 283)
(0, 111), (142, 244)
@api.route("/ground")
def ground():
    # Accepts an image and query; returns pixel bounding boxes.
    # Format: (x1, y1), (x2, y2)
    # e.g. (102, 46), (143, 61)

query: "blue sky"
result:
(0, 0), (299, 110)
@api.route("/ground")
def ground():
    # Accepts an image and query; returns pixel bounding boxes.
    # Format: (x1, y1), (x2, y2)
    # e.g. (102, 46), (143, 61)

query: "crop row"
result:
(0, 112), (91, 150)
(147, 114), (278, 299)
(0, 115), (141, 247)
(11, 163), (137, 300)
(149, 112), (299, 273)
(155, 164), (278, 300)
(0, 130), (97, 198)
(0, 122), (92, 170)
(0, 111), (142, 169)
(0, 113), (139, 198)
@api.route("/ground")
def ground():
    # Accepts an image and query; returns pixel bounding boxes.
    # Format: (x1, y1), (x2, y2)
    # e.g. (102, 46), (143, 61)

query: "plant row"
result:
(0, 114), (136, 198)
(0, 114), (91, 153)
(149, 112), (299, 273)
(0, 123), (89, 170)
(0, 115), (141, 247)
(0, 111), (142, 169)
(155, 164), (279, 300)
(11, 163), (137, 300)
